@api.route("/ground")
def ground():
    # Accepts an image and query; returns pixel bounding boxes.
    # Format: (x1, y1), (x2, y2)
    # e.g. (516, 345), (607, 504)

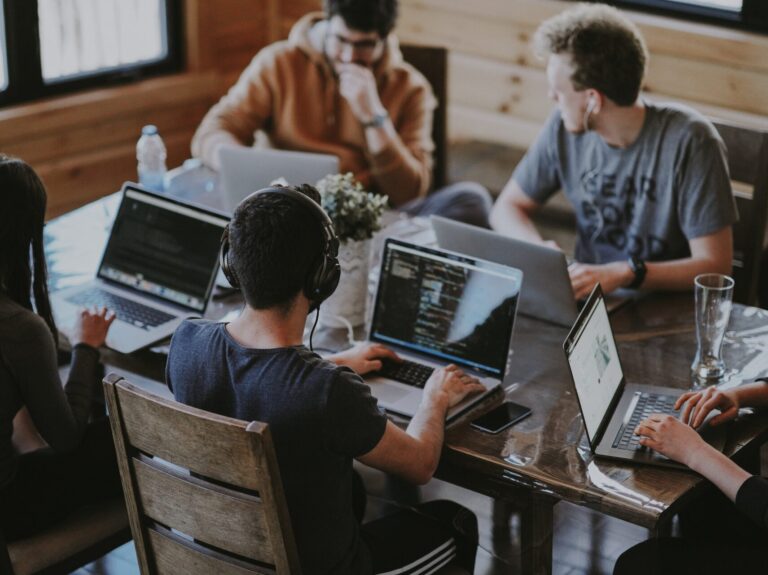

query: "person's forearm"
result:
(489, 199), (544, 244)
(366, 122), (429, 206)
(404, 393), (450, 481)
(640, 255), (731, 291)
(734, 380), (768, 409)
(365, 120), (398, 156)
(687, 442), (751, 502)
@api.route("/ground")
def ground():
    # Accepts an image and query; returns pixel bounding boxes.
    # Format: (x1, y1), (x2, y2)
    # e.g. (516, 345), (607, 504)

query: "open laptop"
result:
(432, 216), (577, 327)
(563, 284), (726, 468)
(218, 146), (339, 213)
(364, 239), (523, 422)
(432, 216), (634, 327)
(52, 183), (229, 354)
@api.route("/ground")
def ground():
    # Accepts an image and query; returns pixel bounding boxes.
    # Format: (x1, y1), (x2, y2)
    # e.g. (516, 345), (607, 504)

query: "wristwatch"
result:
(627, 256), (647, 289)
(362, 110), (389, 129)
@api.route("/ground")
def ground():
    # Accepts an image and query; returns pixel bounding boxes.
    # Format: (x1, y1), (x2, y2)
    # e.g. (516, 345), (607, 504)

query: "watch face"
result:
(364, 112), (388, 128)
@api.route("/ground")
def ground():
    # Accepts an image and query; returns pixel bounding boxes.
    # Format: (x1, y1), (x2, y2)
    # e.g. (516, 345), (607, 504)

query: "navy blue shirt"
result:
(166, 320), (387, 575)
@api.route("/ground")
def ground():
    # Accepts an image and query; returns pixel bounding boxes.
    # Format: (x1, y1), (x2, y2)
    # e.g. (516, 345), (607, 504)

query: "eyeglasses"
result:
(328, 33), (382, 55)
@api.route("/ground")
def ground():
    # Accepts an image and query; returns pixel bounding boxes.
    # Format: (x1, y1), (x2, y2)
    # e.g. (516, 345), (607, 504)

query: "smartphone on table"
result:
(470, 401), (532, 434)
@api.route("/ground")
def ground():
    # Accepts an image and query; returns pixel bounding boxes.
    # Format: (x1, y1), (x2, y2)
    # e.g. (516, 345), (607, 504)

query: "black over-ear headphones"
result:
(219, 186), (341, 309)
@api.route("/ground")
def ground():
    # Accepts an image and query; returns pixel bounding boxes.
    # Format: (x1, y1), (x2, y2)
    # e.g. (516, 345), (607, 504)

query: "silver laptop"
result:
(563, 284), (726, 468)
(52, 183), (229, 354)
(432, 216), (577, 327)
(365, 239), (523, 422)
(218, 146), (339, 213)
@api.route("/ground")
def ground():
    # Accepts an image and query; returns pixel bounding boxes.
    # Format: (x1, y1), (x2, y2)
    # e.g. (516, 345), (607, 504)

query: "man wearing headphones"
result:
(166, 185), (482, 574)
(490, 4), (737, 300)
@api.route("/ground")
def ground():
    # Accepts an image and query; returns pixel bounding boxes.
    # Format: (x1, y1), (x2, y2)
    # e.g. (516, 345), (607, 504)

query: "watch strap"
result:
(627, 256), (647, 289)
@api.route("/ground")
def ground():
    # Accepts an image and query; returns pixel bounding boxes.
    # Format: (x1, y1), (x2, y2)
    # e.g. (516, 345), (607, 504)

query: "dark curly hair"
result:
(325, 0), (398, 37)
(228, 185), (324, 314)
(534, 4), (648, 106)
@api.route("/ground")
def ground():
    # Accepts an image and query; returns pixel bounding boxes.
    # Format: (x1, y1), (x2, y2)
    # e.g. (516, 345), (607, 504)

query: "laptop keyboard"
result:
(377, 358), (435, 388)
(612, 392), (678, 451)
(66, 288), (176, 331)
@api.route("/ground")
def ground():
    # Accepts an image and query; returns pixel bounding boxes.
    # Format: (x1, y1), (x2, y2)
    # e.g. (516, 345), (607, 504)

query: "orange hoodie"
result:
(191, 13), (437, 206)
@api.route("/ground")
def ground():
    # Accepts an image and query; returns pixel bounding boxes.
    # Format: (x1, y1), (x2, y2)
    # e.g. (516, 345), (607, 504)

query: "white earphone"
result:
(583, 95), (597, 132)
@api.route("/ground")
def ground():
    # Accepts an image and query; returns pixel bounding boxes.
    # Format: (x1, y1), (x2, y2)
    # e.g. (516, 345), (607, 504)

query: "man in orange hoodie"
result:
(192, 0), (491, 227)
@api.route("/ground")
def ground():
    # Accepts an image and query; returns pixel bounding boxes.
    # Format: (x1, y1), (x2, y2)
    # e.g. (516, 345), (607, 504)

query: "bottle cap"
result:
(141, 125), (159, 136)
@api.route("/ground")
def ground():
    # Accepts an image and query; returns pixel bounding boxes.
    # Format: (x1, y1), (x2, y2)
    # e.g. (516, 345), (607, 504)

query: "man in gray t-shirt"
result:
(490, 4), (736, 300)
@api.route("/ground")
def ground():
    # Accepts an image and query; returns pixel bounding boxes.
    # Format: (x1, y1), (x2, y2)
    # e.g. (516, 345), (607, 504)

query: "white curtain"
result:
(38, 0), (165, 81)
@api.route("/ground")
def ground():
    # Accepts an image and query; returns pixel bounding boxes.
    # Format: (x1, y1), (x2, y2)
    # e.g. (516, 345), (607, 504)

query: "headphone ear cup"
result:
(304, 229), (340, 307)
(219, 228), (241, 289)
(305, 252), (340, 306)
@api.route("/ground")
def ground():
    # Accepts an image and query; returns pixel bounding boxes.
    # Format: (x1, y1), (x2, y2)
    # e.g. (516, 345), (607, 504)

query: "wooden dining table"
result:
(46, 187), (768, 575)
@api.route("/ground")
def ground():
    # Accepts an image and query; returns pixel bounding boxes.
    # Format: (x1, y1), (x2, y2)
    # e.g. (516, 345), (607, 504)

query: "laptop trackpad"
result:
(368, 382), (412, 405)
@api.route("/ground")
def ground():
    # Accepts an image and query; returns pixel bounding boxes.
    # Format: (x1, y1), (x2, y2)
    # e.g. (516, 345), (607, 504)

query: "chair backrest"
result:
(713, 120), (768, 305)
(104, 374), (301, 575)
(401, 44), (448, 192)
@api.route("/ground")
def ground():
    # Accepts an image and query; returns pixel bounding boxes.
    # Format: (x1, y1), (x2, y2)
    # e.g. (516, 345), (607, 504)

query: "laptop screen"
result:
(97, 187), (229, 312)
(370, 239), (522, 376)
(563, 287), (624, 444)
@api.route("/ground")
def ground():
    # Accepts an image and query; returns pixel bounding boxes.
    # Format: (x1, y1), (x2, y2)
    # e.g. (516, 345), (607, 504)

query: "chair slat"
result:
(147, 527), (273, 575)
(134, 458), (274, 564)
(116, 383), (264, 490)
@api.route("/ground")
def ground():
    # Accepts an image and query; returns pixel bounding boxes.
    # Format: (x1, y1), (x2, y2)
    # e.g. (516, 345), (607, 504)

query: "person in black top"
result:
(167, 184), (484, 575)
(614, 379), (768, 574)
(0, 155), (121, 541)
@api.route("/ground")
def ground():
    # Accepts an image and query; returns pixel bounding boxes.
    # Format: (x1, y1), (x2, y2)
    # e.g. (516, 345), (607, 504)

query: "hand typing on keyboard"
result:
(424, 364), (486, 410)
(70, 306), (116, 349)
(327, 342), (402, 375)
(634, 414), (707, 467)
(677, 386), (741, 429)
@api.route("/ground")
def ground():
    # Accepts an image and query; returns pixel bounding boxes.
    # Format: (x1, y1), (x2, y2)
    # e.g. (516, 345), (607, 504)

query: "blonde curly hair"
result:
(534, 3), (648, 106)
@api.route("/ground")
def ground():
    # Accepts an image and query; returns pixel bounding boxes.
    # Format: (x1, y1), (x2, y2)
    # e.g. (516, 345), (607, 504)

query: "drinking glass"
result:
(691, 273), (734, 387)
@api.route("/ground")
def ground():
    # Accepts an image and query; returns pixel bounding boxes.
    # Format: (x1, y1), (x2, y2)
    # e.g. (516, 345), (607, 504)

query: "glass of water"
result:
(691, 273), (734, 387)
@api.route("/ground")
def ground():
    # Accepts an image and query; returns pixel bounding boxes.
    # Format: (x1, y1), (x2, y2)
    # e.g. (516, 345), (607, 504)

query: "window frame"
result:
(602, 0), (768, 33)
(0, 0), (184, 108)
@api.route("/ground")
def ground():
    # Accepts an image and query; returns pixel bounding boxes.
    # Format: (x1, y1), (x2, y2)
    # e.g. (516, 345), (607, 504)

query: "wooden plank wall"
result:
(7, 0), (766, 216)
(393, 0), (768, 149)
(0, 0), (280, 217)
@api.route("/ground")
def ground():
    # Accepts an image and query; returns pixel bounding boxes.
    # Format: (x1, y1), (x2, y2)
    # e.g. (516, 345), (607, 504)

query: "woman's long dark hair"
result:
(0, 155), (58, 346)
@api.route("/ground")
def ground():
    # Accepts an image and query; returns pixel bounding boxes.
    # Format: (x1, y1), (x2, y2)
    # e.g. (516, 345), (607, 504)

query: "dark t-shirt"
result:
(166, 320), (388, 575)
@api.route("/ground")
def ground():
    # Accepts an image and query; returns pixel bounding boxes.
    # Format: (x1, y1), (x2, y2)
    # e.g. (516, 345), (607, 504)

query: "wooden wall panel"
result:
(396, 0), (768, 147)
(279, 0), (322, 39)
(0, 0), (280, 218)
(6, 0), (767, 217)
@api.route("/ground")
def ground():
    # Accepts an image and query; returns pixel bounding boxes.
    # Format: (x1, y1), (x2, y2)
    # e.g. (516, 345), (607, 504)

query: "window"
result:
(605, 0), (768, 32)
(0, 1), (6, 92)
(0, 0), (182, 107)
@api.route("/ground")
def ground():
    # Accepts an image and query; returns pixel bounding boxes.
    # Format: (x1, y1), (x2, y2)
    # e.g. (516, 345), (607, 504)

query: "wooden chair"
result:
(713, 120), (768, 305)
(103, 373), (301, 575)
(401, 44), (448, 191)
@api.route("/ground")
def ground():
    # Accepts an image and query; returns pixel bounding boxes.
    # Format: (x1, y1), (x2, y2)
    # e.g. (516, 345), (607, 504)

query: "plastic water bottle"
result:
(136, 125), (167, 192)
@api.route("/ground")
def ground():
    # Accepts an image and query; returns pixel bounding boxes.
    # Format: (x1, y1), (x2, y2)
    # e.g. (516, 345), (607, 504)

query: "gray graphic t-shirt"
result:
(513, 101), (738, 264)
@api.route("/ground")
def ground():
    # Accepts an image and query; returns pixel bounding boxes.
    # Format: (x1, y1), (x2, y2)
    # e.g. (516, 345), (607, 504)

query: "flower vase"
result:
(320, 238), (371, 328)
